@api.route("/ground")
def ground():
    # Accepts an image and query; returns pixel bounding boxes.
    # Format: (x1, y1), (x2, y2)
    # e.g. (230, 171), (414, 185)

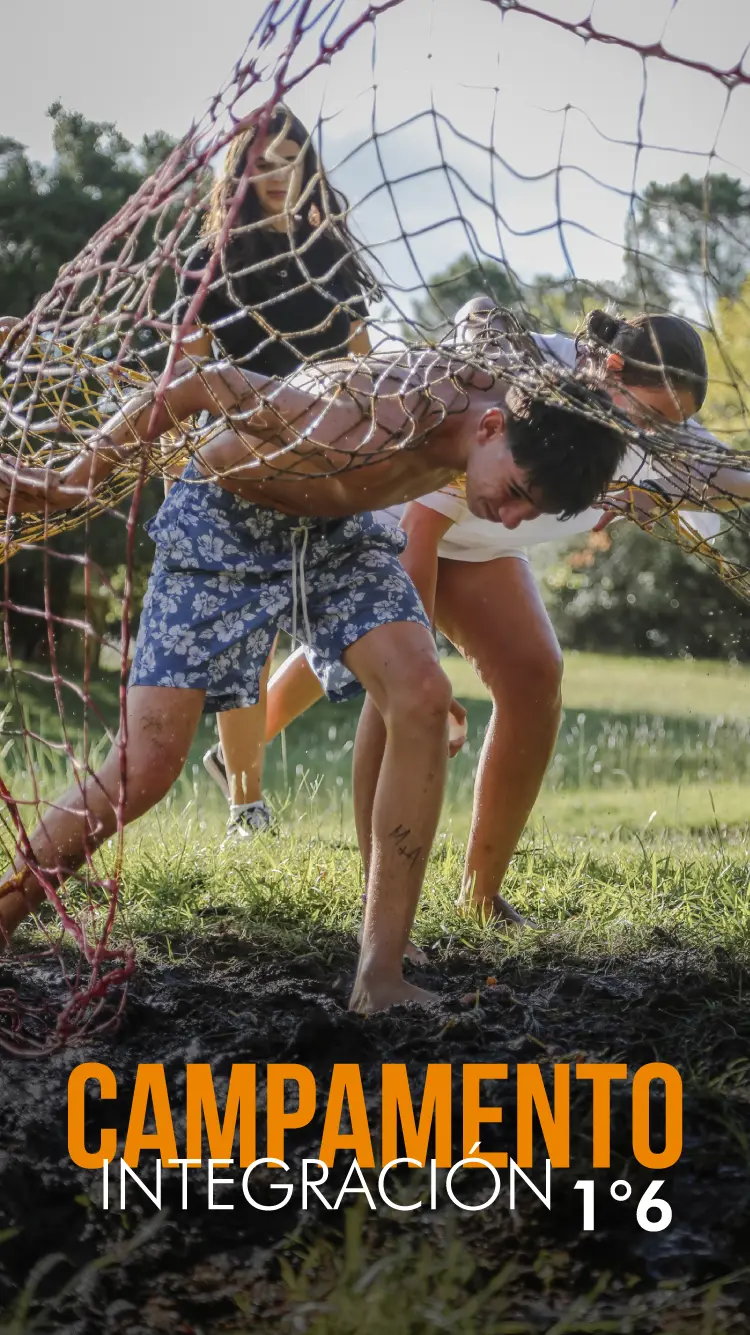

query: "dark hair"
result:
(505, 370), (628, 519)
(202, 103), (376, 301)
(579, 308), (708, 410)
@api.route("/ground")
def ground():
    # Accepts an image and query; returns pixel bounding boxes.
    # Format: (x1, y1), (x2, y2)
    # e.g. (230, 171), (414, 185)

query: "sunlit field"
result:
(4, 646), (750, 840)
(2, 646), (750, 952)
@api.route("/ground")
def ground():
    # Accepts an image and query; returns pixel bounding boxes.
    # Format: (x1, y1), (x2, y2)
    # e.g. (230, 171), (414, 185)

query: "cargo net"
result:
(2, 0), (750, 1051)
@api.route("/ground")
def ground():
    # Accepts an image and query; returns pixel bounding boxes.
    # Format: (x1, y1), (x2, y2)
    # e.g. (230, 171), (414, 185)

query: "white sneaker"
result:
(203, 743), (230, 800)
(226, 800), (275, 838)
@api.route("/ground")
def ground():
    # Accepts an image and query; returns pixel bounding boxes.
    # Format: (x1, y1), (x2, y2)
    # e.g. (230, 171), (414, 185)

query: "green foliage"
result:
(407, 253), (616, 341)
(539, 523), (750, 663)
(264, 1205), (743, 1335)
(520, 272), (619, 335)
(409, 253), (518, 339)
(275, 1207), (521, 1335)
(624, 173), (750, 307)
(0, 104), (176, 316)
(0, 105), (178, 662)
(703, 274), (750, 446)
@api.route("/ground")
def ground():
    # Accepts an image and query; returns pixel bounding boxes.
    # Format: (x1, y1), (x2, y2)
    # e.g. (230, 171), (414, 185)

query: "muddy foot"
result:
(348, 978), (439, 1014)
(0, 875), (42, 947)
(357, 922), (428, 965)
(0, 898), (20, 951)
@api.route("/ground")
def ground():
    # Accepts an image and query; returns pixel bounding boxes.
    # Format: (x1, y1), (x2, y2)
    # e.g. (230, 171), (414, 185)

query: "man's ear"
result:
(476, 406), (506, 446)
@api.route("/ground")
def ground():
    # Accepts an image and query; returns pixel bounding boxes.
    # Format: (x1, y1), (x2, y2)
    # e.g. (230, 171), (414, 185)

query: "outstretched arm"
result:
(698, 461), (750, 505)
(191, 362), (452, 501)
(1, 355), (454, 518)
(595, 420), (750, 529)
(0, 360), (267, 515)
(398, 502), (454, 620)
(603, 460), (750, 523)
(660, 435), (750, 509)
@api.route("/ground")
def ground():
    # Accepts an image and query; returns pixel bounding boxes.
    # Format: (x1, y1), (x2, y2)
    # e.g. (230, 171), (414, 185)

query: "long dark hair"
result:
(577, 308), (708, 410)
(201, 104), (378, 302)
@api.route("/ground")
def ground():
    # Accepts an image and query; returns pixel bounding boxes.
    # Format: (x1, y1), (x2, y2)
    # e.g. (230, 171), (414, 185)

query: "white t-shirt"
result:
(375, 331), (720, 562)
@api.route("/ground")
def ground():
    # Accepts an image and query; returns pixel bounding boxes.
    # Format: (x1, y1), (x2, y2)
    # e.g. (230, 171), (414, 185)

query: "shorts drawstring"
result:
(290, 525), (313, 651)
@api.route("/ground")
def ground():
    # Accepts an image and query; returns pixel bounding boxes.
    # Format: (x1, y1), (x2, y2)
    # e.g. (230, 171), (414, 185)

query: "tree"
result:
(623, 173), (750, 310)
(539, 521), (750, 662)
(520, 273), (621, 335)
(409, 253), (518, 339)
(0, 105), (178, 316)
(408, 252), (628, 342)
(702, 274), (750, 449)
(0, 106), (178, 665)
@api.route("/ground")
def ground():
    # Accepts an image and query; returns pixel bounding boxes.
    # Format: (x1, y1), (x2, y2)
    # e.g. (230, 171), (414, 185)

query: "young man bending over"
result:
(0, 346), (626, 1011)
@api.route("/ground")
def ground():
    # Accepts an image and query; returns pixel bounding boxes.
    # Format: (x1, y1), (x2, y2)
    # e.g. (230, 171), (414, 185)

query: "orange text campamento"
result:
(67, 1061), (682, 1172)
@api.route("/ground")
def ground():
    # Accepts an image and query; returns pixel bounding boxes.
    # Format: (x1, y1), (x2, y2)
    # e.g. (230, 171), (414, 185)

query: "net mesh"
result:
(2, 0), (750, 1051)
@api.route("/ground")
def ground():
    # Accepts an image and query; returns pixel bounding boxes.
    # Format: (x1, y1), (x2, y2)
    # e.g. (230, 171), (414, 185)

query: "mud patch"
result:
(1, 933), (749, 1331)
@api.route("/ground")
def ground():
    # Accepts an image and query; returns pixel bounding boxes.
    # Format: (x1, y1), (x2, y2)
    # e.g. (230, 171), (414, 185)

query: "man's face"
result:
(464, 408), (545, 529)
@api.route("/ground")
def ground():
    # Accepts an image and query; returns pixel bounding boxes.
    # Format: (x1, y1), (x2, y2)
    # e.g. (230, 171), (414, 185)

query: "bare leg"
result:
(343, 622), (451, 1013)
(265, 645), (325, 741)
(217, 637), (278, 806)
(352, 696), (384, 884)
(263, 642), (429, 967)
(352, 698), (428, 965)
(0, 686), (205, 943)
(264, 643), (427, 965)
(435, 556), (562, 923)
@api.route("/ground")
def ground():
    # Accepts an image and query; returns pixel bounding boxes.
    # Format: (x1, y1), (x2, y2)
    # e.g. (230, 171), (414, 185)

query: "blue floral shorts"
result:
(129, 461), (428, 711)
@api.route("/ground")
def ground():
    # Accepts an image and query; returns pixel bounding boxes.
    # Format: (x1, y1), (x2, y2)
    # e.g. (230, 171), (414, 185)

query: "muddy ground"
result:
(1, 931), (749, 1333)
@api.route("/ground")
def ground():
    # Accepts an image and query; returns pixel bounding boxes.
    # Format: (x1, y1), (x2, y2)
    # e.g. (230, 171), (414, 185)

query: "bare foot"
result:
(0, 908), (22, 951)
(348, 977), (439, 1014)
(0, 867), (46, 947)
(458, 893), (540, 930)
(357, 921), (428, 965)
(0, 883), (26, 950)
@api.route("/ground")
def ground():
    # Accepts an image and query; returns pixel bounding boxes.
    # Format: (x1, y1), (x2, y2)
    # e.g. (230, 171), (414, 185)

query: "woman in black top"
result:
(174, 104), (376, 834)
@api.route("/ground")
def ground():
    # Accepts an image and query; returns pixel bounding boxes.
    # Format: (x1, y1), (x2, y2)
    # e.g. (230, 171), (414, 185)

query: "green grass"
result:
(4, 646), (750, 947)
(33, 810), (744, 972)
(4, 644), (747, 976)
(3, 649), (750, 844)
(492, 649), (750, 720)
(4, 1202), (744, 1335)
(13, 785), (750, 972)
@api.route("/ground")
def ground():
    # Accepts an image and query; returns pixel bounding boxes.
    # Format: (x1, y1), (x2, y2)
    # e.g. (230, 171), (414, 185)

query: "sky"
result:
(3, 0), (750, 324)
